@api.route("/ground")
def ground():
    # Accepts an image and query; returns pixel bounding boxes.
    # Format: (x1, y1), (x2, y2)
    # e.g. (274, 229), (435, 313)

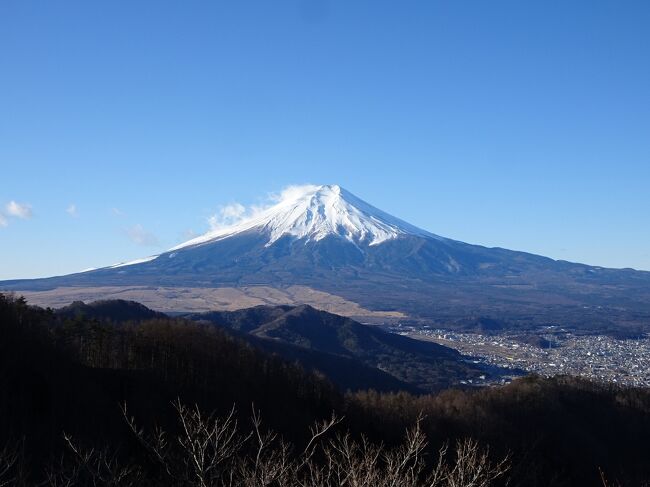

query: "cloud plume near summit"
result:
(206, 184), (319, 231)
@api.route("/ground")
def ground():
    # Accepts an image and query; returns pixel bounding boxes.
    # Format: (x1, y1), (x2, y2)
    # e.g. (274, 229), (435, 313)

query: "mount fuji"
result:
(4, 184), (650, 333)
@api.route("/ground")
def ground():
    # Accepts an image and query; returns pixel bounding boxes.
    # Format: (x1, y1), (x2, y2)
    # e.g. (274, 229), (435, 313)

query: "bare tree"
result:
(121, 402), (176, 482)
(44, 433), (141, 487)
(122, 400), (251, 486)
(115, 400), (511, 487)
(0, 442), (20, 487)
(434, 438), (510, 487)
(174, 400), (249, 486)
(296, 415), (509, 487)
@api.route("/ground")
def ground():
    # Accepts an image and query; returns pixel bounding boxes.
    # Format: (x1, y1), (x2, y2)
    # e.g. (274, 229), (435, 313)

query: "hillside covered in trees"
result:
(1, 293), (650, 486)
(187, 304), (494, 391)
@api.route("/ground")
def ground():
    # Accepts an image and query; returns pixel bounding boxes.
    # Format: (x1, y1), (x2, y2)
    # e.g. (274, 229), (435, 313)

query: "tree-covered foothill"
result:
(1, 293), (649, 486)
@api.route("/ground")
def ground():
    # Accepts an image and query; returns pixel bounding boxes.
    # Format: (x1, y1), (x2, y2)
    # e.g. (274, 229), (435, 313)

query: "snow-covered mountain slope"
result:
(102, 184), (436, 270)
(170, 184), (439, 252)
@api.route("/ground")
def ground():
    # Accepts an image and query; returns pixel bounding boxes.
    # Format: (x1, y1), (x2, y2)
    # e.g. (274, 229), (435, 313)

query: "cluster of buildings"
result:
(393, 324), (650, 387)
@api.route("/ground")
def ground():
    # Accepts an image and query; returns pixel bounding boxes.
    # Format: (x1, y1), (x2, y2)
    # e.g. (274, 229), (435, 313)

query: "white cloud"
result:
(0, 214), (7, 227)
(5, 200), (33, 219)
(207, 202), (247, 231)
(126, 224), (159, 246)
(269, 184), (320, 205)
(66, 204), (79, 217)
(111, 207), (124, 216)
(204, 184), (319, 232)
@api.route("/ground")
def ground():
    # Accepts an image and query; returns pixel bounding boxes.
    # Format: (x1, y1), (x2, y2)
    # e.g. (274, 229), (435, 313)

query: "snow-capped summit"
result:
(171, 184), (438, 251)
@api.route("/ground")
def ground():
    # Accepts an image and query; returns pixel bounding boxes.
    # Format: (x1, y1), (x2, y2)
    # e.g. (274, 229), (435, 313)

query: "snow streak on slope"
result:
(170, 184), (439, 251)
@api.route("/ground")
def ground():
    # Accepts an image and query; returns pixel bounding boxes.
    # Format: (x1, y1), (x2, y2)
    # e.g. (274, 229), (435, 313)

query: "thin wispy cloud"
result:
(207, 202), (247, 231)
(180, 229), (198, 241)
(66, 204), (79, 218)
(126, 224), (159, 246)
(111, 207), (124, 217)
(5, 200), (33, 219)
(0, 214), (7, 228)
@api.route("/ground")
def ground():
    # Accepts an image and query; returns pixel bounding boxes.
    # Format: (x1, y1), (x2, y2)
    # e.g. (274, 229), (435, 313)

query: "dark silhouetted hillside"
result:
(0, 294), (341, 476)
(56, 298), (167, 322)
(189, 304), (491, 391)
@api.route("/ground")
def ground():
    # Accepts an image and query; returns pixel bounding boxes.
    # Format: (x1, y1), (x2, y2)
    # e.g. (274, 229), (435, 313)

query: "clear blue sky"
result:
(1, 0), (649, 279)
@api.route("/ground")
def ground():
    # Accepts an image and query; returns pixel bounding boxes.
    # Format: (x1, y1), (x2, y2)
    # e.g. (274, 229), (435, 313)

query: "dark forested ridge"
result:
(1, 293), (650, 486)
(55, 298), (168, 322)
(59, 299), (482, 393)
(187, 304), (494, 391)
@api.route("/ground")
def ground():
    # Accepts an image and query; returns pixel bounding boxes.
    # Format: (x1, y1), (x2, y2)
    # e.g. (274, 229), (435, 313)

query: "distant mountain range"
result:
(4, 184), (650, 333)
